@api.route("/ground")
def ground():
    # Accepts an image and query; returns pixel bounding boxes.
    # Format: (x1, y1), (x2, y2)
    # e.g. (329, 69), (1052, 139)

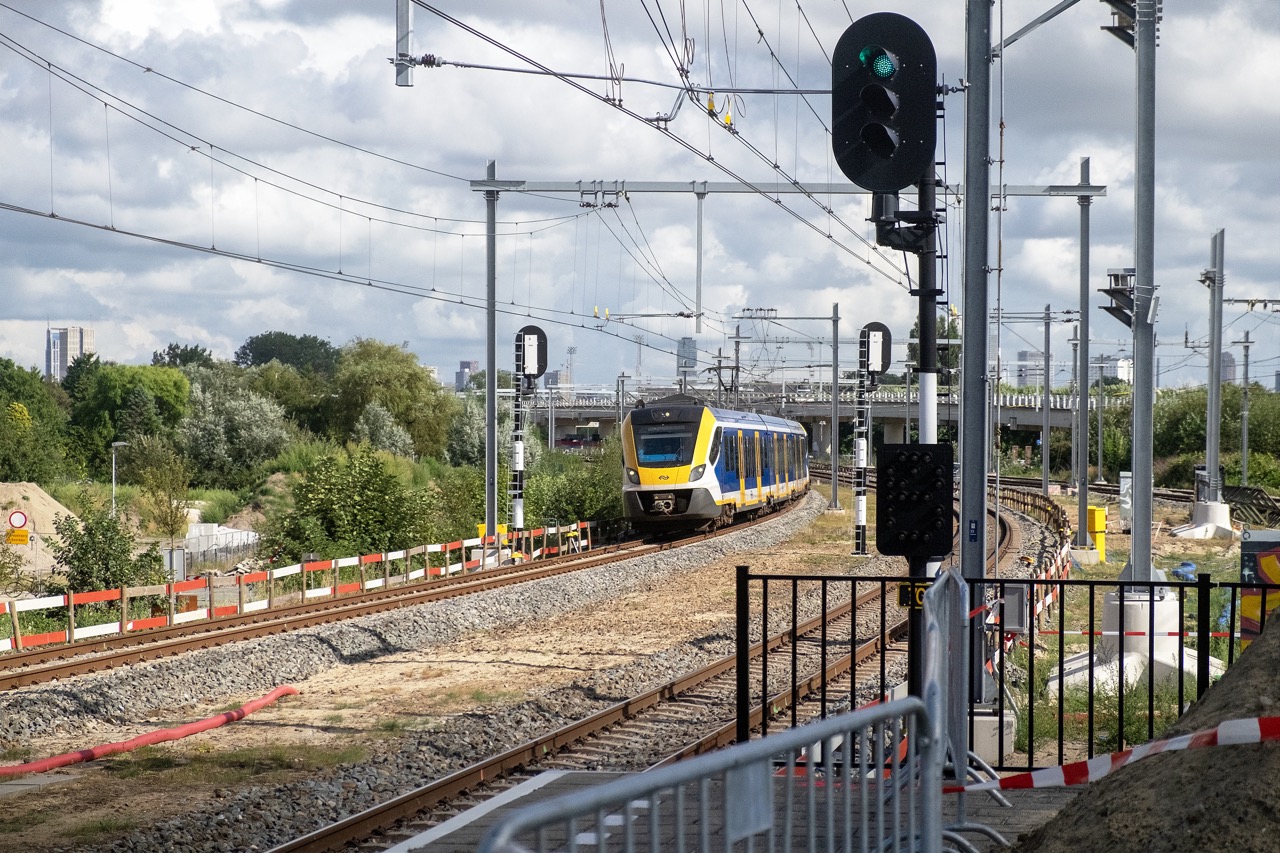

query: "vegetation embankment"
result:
(0, 332), (622, 620)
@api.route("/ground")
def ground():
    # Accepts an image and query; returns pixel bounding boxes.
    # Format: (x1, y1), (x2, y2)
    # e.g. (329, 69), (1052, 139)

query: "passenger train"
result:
(621, 401), (810, 532)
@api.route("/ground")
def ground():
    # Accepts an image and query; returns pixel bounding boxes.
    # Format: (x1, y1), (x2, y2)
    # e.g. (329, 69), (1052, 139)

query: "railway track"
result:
(263, 501), (1019, 853)
(267, 584), (912, 853)
(0, 503), (803, 691)
(994, 474), (1194, 504)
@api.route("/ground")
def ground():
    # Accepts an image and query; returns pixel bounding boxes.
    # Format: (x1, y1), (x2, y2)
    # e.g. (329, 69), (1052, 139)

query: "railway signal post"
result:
(834, 13), (947, 699)
(512, 326), (548, 555)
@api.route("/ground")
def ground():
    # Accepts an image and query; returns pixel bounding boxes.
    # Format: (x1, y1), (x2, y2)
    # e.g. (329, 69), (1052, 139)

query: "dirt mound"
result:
(0, 482), (76, 583)
(1014, 614), (1280, 853)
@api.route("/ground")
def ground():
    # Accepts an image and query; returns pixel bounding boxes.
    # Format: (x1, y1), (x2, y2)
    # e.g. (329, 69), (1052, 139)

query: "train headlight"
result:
(626, 467), (640, 484)
(688, 464), (706, 481)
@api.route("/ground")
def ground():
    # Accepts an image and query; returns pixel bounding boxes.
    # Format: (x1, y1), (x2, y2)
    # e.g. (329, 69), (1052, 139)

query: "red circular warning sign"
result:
(8, 510), (28, 529)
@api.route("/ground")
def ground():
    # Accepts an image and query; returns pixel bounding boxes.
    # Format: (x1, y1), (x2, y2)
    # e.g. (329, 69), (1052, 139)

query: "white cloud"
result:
(0, 1), (1273, 392)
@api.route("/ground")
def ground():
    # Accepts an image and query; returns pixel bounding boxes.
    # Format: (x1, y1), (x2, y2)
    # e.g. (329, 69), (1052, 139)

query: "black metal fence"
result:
(735, 566), (1280, 772)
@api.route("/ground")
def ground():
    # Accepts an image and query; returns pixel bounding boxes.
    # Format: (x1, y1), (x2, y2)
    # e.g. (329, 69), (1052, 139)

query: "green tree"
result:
(129, 435), (192, 547)
(152, 343), (216, 369)
(180, 366), (291, 488)
(260, 446), (435, 560)
(525, 435), (624, 526)
(353, 402), (415, 457)
(235, 331), (340, 377)
(0, 358), (70, 482)
(66, 363), (190, 472)
(0, 544), (38, 595)
(48, 502), (164, 592)
(468, 369), (515, 390)
(116, 386), (165, 443)
(906, 314), (961, 375)
(446, 394), (542, 470)
(333, 339), (458, 460)
(61, 352), (102, 403)
(244, 359), (335, 437)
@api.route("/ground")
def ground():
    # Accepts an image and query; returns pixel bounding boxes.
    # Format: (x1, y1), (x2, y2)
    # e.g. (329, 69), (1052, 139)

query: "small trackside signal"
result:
(876, 444), (954, 557)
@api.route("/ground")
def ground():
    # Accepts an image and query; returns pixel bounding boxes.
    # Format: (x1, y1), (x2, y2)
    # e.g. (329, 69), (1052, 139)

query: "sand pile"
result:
(1015, 613), (1280, 853)
(0, 481), (76, 583)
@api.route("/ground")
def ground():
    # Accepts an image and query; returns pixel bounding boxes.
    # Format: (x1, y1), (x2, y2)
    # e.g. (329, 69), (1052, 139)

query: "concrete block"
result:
(970, 708), (1017, 766)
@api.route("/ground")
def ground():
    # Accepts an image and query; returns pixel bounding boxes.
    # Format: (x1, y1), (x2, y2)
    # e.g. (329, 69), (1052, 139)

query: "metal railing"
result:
(479, 696), (941, 853)
(974, 574), (1279, 771)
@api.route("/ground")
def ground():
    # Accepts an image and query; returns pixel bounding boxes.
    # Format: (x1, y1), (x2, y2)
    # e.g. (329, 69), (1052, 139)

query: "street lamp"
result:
(111, 441), (129, 517)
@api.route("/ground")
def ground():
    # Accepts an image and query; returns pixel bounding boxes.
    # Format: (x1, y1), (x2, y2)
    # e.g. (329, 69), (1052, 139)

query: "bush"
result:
(192, 489), (245, 525)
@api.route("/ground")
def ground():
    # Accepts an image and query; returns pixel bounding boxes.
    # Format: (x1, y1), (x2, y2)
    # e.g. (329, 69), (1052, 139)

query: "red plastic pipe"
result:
(0, 685), (300, 778)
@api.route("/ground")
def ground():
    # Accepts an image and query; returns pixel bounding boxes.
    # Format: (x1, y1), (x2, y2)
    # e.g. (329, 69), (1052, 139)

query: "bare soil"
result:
(1013, 605), (1280, 853)
(0, 482), (76, 582)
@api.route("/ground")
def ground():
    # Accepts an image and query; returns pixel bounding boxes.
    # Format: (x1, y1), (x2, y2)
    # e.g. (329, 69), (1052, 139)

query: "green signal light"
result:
(858, 45), (897, 79)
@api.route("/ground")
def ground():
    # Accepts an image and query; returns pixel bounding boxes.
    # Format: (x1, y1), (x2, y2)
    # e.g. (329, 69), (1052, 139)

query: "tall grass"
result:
(264, 438), (341, 476)
(190, 489), (243, 524)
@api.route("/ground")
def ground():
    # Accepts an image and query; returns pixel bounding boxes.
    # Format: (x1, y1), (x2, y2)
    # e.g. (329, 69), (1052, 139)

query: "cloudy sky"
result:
(0, 1), (1277, 390)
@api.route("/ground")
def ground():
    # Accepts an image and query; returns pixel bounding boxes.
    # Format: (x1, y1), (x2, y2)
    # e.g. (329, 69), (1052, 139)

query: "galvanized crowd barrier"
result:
(479, 695), (942, 853)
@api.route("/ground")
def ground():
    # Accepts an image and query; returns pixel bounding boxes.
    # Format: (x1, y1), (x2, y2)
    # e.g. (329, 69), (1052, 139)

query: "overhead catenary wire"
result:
(415, 2), (911, 289)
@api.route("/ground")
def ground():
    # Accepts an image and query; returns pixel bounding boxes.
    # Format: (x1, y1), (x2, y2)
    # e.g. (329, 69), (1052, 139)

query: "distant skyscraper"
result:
(455, 359), (479, 391)
(1221, 351), (1237, 384)
(677, 337), (697, 382)
(45, 326), (95, 382)
(1015, 350), (1045, 388)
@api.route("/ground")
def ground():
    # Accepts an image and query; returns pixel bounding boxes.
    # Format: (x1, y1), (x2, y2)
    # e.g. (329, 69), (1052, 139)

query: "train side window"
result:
(725, 433), (738, 475)
(709, 427), (722, 466)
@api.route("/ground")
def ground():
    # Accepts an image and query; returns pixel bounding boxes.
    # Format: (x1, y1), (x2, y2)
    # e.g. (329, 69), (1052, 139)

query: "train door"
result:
(779, 433), (789, 497)
(753, 431), (763, 501)
(736, 430), (746, 508)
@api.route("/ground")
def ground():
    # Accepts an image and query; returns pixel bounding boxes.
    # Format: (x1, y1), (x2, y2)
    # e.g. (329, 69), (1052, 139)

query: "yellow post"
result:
(1087, 505), (1108, 563)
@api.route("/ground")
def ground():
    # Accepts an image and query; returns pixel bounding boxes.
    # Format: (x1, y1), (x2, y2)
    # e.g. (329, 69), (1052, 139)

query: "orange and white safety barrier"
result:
(944, 715), (1280, 793)
(0, 520), (597, 653)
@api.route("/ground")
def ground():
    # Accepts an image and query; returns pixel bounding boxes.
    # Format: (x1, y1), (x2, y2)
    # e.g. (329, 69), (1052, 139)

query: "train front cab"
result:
(622, 406), (724, 530)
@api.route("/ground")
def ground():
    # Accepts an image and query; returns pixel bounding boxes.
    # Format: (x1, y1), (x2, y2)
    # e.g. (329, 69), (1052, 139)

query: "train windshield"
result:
(633, 422), (698, 467)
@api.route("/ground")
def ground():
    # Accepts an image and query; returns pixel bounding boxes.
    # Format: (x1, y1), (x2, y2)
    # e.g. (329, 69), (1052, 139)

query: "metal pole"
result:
(917, 175), (939, 447)
(830, 304), (841, 510)
(1243, 330), (1251, 486)
(1129, 0), (1158, 582)
(1076, 158), (1092, 546)
(1070, 326), (1079, 490)
(485, 161), (498, 547)
(1206, 230), (1224, 502)
(961, 0), (993, 709)
(512, 335), (525, 533)
(1096, 363), (1104, 483)
(695, 190), (706, 334)
(1042, 305), (1051, 495)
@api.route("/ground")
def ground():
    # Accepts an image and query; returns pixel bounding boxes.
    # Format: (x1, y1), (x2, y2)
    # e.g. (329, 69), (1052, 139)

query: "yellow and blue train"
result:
(621, 402), (810, 532)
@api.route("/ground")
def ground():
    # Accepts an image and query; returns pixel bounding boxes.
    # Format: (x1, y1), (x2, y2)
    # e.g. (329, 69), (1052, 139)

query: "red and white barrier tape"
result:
(943, 715), (1280, 793)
